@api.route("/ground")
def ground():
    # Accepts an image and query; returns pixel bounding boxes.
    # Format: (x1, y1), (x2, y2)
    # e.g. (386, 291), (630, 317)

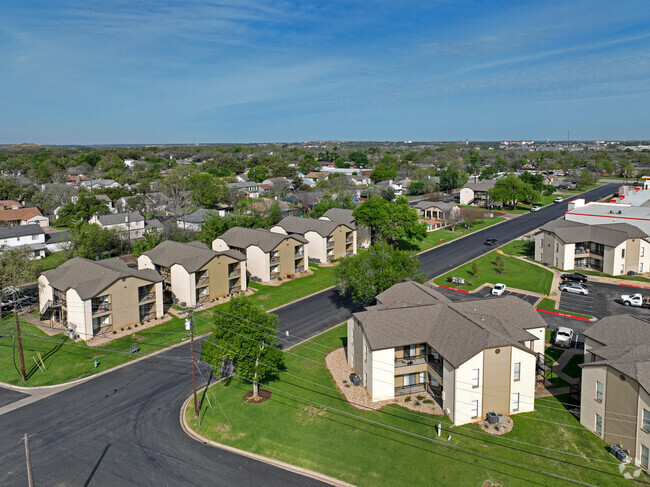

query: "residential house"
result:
(0, 224), (46, 259)
(350, 174), (371, 186)
(177, 208), (225, 232)
(459, 180), (498, 206)
(90, 211), (146, 239)
(285, 191), (324, 213)
(44, 230), (70, 253)
(0, 200), (23, 210)
(94, 194), (116, 213)
(0, 207), (50, 227)
(347, 282), (545, 426)
(535, 218), (650, 275)
(138, 240), (246, 306)
(270, 216), (356, 263)
(414, 201), (460, 231)
(80, 178), (122, 190)
(227, 182), (261, 198)
(376, 179), (403, 196)
(319, 208), (371, 249)
(39, 257), (164, 339)
(212, 227), (308, 282)
(580, 315), (650, 471)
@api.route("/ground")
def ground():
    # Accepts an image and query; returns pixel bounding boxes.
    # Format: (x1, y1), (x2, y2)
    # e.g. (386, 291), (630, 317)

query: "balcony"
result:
(159, 269), (171, 281)
(229, 286), (241, 294)
(139, 312), (156, 322)
(92, 302), (111, 315)
(139, 292), (155, 303)
(395, 354), (427, 368)
(52, 297), (66, 307)
(271, 272), (280, 280)
(294, 250), (304, 258)
(346, 236), (353, 243)
(295, 266), (304, 273)
(346, 250), (354, 256)
(270, 255), (280, 264)
(228, 270), (240, 278)
(326, 240), (334, 249)
(395, 384), (426, 396)
(196, 275), (209, 286)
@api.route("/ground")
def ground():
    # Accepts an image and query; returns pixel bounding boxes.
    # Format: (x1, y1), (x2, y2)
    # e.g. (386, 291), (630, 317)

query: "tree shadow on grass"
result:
(396, 239), (420, 252)
(25, 335), (67, 381)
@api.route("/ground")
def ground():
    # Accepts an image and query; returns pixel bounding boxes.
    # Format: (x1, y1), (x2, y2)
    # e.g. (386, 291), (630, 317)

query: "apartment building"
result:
(138, 240), (245, 306)
(459, 180), (497, 206)
(39, 257), (164, 339)
(580, 315), (650, 470)
(90, 211), (146, 239)
(212, 227), (307, 282)
(270, 216), (355, 263)
(347, 282), (545, 426)
(413, 201), (460, 231)
(319, 208), (371, 249)
(535, 218), (650, 275)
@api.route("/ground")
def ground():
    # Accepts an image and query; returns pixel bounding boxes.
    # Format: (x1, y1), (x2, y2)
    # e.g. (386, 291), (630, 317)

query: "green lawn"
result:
(248, 265), (336, 310)
(433, 251), (554, 294)
(38, 251), (68, 272)
(499, 239), (534, 258)
(536, 297), (593, 320)
(399, 217), (506, 252)
(572, 269), (650, 284)
(562, 354), (584, 379)
(186, 325), (640, 486)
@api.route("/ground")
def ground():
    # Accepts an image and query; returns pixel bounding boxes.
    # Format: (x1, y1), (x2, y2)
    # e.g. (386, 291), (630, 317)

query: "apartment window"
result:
(32, 234), (38, 240)
(513, 362), (521, 381)
(595, 414), (603, 434)
(596, 381), (603, 402)
(472, 368), (480, 388)
(555, 242), (559, 252)
(512, 393), (520, 411)
(620, 264), (625, 274)
(644, 409), (650, 432)
(555, 258), (558, 267)
(642, 247), (645, 257)
(419, 371), (426, 383)
(643, 445), (649, 469)
(622, 248), (626, 258)
(641, 263), (645, 273)
(404, 373), (417, 386)
(470, 400), (479, 418)
(363, 343), (368, 362)
(16, 236), (20, 241)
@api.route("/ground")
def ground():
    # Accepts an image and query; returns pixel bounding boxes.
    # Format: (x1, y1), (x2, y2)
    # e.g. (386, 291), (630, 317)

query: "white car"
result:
(553, 327), (574, 348)
(530, 206), (541, 212)
(620, 293), (649, 307)
(491, 283), (506, 296)
(554, 197), (564, 203)
(559, 281), (589, 295)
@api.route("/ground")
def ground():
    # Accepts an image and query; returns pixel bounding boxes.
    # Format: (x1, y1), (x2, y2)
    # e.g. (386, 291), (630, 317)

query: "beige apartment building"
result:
(347, 282), (545, 426)
(212, 227), (308, 282)
(581, 315), (650, 470)
(319, 208), (371, 249)
(138, 240), (245, 306)
(270, 216), (355, 263)
(535, 218), (650, 275)
(39, 257), (164, 339)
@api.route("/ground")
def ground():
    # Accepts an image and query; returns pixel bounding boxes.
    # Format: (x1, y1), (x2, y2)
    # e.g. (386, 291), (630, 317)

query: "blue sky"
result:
(2, 1), (650, 144)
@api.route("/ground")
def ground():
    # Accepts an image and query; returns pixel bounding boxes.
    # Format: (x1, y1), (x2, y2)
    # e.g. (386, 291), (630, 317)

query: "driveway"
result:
(558, 281), (650, 319)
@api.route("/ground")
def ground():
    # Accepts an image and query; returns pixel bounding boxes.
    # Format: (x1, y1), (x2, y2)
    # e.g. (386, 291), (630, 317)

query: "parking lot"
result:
(558, 281), (650, 319)
(436, 285), (540, 307)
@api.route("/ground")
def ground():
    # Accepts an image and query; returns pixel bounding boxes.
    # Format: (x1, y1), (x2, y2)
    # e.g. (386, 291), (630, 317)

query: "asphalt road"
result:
(0, 183), (619, 486)
(0, 342), (328, 487)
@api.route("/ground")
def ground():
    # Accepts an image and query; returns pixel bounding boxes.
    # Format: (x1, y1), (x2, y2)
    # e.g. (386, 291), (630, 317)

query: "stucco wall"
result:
(137, 254), (154, 270)
(66, 288), (92, 339)
(371, 348), (395, 401)
(459, 187), (474, 205)
(510, 347), (536, 414)
(636, 387), (650, 469)
(526, 326), (546, 355)
(580, 365), (608, 440)
(171, 264), (193, 306)
(454, 353), (484, 426)
(443, 360), (455, 422)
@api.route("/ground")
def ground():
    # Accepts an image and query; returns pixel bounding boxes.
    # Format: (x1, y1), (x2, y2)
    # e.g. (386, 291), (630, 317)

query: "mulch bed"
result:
(243, 389), (272, 403)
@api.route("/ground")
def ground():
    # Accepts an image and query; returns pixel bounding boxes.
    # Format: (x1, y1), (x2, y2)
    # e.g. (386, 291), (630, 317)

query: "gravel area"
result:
(325, 347), (444, 416)
(479, 416), (514, 436)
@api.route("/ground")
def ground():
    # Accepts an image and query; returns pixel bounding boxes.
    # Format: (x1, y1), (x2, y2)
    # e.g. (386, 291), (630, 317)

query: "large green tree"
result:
(55, 193), (110, 226)
(333, 242), (425, 304)
(352, 196), (426, 245)
(488, 174), (540, 208)
(370, 163), (397, 183)
(202, 296), (284, 398)
(68, 223), (123, 259)
(187, 173), (229, 207)
(248, 165), (270, 183)
(439, 168), (468, 191)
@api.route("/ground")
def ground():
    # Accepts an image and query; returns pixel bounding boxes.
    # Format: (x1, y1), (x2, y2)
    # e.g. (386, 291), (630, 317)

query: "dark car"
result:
(561, 272), (588, 283)
(484, 238), (497, 246)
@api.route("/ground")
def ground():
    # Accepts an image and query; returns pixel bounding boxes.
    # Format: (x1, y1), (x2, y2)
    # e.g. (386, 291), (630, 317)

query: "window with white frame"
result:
(512, 393), (520, 411)
(622, 248), (626, 258)
(470, 400), (478, 418)
(513, 362), (521, 381)
(595, 413), (603, 434)
(363, 343), (368, 362)
(472, 368), (480, 388)
(596, 381), (603, 402)
(555, 242), (559, 252)
(404, 373), (417, 386)
(642, 247), (645, 257)
(644, 409), (650, 431)
(643, 445), (649, 469)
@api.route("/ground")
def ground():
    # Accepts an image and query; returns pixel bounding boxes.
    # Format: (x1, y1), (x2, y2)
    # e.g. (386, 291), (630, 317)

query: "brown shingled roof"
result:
(0, 207), (44, 223)
(218, 227), (307, 253)
(143, 240), (244, 273)
(273, 216), (353, 237)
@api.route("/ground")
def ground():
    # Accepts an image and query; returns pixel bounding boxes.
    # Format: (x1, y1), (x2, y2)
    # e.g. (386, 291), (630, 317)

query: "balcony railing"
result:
(270, 255), (280, 264)
(197, 294), (210, 303)
(346, 250), (354, 256)
(395, 355), (427, 368)
(346, 236), (353, 243)
(229, 286), (241, 294)
(139, 292), (155, 303)
(429, 360), (443, 378)
(139, 312), (156, 322)
(52, 297), (65, 307)
(395, 384), (426, 396)
(228, 270), (240, 278)
(294, 250), (304, 258)
(92, 303), (111, 315)
(196, 275), (209, 286)
(295, 266), (304, 273)
(270, 272), (280, 280)
(326, 240), (334, 249)
(159, 269), (171, 281)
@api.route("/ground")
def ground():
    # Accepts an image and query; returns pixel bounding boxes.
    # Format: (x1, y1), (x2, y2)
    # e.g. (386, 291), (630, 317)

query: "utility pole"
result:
(13, 291), (26, 382)
(184, 306), (201, 418)
(24, 433), (34, 487)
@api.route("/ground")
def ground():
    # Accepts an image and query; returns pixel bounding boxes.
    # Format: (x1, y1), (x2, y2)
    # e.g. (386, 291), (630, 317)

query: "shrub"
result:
(134, 324), (139, 328)
(416, 395), (425, 400)
(112, 331), (117, 334)
(120, 328), (124, 331)
(404, 396), (411, 402)
(423, 399), (433, 404)
(414, 401), (421, 406)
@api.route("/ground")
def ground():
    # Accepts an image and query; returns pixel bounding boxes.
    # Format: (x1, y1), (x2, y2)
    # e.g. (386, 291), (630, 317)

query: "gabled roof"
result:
(0, 207), (44, 223)
(273, 216), (352, 237)
(142, 240), (244, 273)
(218, 227), (307, 253)
(42, 257), (162, 300)
(183, 208), (218, 223)
(97, 211), (144, 226)
(354, 293), (544, 368)
(321, 208), (356, 226)
(583, 314), (650, 347)
(0, 200), (23, 210)
(462, 180), (497, 192)
(413, 200), (457, 212)
(0, 224), (44, 238)
(539, 218), (648, 247)
(44, 230), (69, 243)
(373, 281), (451, 309)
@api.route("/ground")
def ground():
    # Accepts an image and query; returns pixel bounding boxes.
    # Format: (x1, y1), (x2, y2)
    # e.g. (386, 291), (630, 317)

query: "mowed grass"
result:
(499, 239), (534, 258)
(562, 354), (585, 379)
(399, 217), (506, 252)
(38, 251), (68, 272)
(433, 251), (554, 294)
(186, 325), (641, 486)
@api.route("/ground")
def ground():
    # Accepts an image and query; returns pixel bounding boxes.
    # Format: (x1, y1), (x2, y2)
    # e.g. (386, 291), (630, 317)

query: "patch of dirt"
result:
(215, 425), (230, 432)
(132, 334), (145, 342)
(479, 416), (514, 436)
(297, 405), (327, 424)
(243, 388), (272, 403)
(256, 295), (268, 300)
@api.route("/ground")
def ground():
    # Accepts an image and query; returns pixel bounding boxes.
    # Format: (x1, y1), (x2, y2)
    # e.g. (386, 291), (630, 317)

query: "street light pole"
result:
(185, 307), (200, 418)
(13, 290), (26, 382)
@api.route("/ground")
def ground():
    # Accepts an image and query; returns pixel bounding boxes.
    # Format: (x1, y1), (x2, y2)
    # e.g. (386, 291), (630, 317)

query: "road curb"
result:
(179, 392), (354, 487)
(536, 308), (591, 321)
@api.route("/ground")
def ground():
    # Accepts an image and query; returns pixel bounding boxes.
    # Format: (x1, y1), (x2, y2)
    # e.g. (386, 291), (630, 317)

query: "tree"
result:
(487, 174), (540, 209)
(0, 247), (40, 293)
(248, 165), (270, 183)
(573, 169), (598, 189)
(187, 173), (228, 207)
(439, 168), (468, 191)
(68, 223), (123, 259)
(470, 261), (478, 278)
(55, 193), (110, 226)
(201, 296), (284, 398)
(352, 196), (426, 245)
(480, 166), (499, 180)
(309, 196), (355, 219)
(333, 242), (425, 304)
(495, 254), (505, 274)
(348, 150), (369, 167)
(370, 164), (397, 183)
(461, 208), (484, 229)
(132, 229), (166, 258)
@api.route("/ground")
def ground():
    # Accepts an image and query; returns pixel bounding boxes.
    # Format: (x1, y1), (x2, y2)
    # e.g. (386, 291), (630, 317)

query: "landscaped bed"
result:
(185, 324), (642, 486)
(433, 251), (554, 294)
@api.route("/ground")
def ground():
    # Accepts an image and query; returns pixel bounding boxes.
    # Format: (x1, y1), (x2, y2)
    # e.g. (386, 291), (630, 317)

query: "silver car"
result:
(554, 327), (574, 348)
(559, 281), (589, 295)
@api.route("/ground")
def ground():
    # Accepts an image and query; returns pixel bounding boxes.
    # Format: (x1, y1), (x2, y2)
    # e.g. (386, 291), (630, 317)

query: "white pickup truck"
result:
(620, 293), (650, 308)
